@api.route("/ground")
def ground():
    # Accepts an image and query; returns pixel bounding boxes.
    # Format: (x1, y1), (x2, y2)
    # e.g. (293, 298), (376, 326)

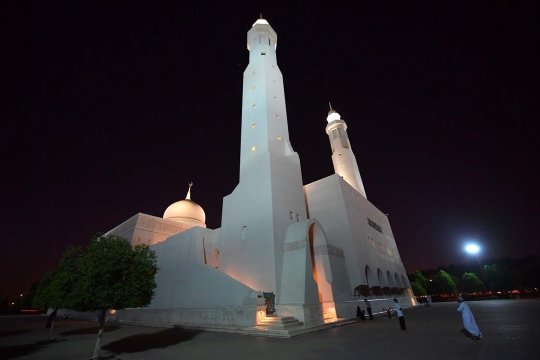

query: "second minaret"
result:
(325, 106), (367, 198)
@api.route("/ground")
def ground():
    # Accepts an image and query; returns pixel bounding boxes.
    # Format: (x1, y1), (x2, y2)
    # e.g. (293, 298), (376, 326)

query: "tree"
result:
(409, 270), (429, 290)
(72, 233), (159, 360)
(33, 246), (84, 341)
(462, 272), (486, 293)
(410, 281), (427, 296)
(429, 270), (457, 294)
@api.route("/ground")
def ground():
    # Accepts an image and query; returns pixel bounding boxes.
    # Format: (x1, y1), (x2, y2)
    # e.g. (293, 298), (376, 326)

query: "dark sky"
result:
(2, 2), (538, 298)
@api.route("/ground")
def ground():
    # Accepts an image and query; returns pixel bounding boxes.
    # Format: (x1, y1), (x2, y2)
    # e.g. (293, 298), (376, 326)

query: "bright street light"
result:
(464, 242), (489, 291)
(465, 244), (480, 254)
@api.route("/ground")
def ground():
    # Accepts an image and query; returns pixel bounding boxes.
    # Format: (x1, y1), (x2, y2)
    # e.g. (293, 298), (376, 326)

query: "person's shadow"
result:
(460, 328), (473, 339)
(102, 326), (200, 354)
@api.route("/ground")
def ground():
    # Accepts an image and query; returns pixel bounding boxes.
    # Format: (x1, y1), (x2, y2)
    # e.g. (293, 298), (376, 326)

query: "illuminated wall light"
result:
(252, 87), (256, 91)
(252, 104), (256, 108)
(275, 114), (279, 119)
(277, 135), (281, 140)
(252, 146), (256, 152)
(252, 124), (256, 129)
(341, 165), (345, 168)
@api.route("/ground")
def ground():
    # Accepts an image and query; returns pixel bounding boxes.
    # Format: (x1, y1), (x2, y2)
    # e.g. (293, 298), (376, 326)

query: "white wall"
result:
(147, 226), (261, 309)
(305, 174), (412, 301)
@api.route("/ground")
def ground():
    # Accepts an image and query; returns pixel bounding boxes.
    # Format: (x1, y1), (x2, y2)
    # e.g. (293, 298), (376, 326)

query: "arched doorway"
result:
(365, 265), (377, 297)
(308, 223), (333, 304)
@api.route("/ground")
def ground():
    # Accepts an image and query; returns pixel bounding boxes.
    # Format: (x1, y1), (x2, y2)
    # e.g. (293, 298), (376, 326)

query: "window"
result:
(252, 104), (256, 108)
(269, 38), (271, 45)
(332, 129), (339, 140)
(252, 124), (256, 128)
(338, 153), (342, 156)
(252, 146), (256, 152)
(290, 211), (293, 220)
(242, 226), (247, 240)
(296, 214), (300, 222)
(261, 52), (266, 55)
(275, 114), (279, 119)
(277, 135), (281, 140)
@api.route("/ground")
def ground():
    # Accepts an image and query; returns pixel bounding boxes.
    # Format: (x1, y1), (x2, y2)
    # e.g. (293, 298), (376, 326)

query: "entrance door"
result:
(263, 292), (275, 315)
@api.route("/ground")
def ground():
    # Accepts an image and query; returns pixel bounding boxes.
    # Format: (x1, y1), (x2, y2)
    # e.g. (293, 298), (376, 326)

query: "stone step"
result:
(258, 315), (304, 330)
(261, 317), (297, 324)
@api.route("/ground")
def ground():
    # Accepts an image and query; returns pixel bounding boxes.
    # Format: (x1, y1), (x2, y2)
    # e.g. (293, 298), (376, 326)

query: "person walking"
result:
(364, 299), (373, 320)
(457, 296), (482, 340)
(356, 306), (366, 321)
(426, 295), (433, 307)
(394, 298), (406, 330)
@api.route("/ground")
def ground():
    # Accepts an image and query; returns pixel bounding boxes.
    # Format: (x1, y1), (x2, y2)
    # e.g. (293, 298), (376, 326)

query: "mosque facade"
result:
(106, 18), (416, 334)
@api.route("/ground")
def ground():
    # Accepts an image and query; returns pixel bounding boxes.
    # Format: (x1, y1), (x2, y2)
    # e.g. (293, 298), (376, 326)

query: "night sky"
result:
(2, 2), (538, 298)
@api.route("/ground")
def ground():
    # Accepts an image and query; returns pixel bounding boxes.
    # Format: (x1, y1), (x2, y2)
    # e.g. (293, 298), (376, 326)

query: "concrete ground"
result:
(1, 299), (539, 360)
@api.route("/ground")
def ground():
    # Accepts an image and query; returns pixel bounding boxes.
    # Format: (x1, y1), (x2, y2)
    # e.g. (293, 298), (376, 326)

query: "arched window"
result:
(242, 226), (247, 241)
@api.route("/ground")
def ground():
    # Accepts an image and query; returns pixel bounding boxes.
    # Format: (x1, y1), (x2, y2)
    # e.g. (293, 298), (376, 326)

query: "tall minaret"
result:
(218, 18), (306, 295)
(239, 18), (293, 179)
(325, 104), (367, 198)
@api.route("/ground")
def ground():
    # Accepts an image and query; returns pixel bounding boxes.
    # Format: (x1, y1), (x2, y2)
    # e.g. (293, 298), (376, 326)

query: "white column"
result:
(239, 19), (293, 180)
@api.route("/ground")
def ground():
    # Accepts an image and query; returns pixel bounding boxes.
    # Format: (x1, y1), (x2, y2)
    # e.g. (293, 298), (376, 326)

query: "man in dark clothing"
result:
(364, 299), (374, 320)
(356, 306), (366, 321)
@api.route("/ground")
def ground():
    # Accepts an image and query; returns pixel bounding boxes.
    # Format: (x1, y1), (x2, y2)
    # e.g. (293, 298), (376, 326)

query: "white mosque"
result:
(106, 18), (416, 336)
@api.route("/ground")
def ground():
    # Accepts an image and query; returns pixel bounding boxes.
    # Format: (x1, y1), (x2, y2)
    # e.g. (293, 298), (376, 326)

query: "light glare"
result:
(465, 244), (480, 254)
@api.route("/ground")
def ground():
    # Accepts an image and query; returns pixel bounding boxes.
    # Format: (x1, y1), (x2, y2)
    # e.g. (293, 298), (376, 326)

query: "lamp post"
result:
(465, 243), (490, 291)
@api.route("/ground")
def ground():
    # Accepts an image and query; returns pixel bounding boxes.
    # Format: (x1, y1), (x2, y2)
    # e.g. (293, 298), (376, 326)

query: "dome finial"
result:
(328, 102), (338, 117)
(186, 182), (193, 200)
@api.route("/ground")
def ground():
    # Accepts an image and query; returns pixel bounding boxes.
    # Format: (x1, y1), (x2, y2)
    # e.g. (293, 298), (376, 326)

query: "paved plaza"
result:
(1, 299), (539, 360)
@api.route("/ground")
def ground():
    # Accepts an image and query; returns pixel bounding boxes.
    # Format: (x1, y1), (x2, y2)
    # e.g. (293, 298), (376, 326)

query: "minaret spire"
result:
(186, 182), (193, 200)
(325, 106), (367, 198)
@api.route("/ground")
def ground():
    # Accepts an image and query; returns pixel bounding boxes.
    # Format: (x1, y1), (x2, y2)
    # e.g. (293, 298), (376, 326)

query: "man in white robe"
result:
(426, 295), (433, 306)
(457, 296), (482, 340)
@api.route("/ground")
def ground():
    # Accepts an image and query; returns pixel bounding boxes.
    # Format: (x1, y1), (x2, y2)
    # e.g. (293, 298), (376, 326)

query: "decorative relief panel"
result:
(313, 244), (345, 259)
(284, 240), (308, 252)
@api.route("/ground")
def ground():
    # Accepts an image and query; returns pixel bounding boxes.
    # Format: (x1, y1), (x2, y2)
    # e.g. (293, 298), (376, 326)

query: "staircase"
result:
(258, 314), (304, 330)
(323, 312), (334, 323)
